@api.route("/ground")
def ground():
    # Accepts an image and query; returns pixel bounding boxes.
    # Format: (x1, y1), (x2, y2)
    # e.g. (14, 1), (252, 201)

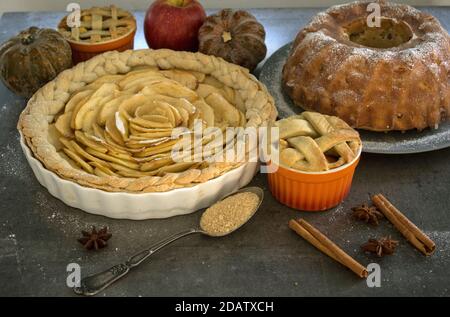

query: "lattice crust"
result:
(18, 49), (278, 192)
(59, 5), (136, 43)
(276, 112), (361, 172)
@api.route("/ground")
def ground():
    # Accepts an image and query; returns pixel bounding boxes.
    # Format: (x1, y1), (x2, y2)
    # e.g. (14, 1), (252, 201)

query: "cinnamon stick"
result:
(289, 219), (368, 278)
(372, 194), (435, 256)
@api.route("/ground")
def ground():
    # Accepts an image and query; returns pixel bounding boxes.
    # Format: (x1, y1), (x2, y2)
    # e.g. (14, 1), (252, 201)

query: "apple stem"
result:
(222, 31), (232, 43)
(167, 0), (185, 7)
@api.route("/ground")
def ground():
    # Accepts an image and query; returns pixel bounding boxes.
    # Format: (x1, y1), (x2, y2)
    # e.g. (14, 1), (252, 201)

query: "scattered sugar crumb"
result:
(0, 142), (28, 180)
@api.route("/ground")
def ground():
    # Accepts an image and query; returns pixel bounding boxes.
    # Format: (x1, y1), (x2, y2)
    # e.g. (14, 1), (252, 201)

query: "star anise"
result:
(361, 237), (399, 257)
(351, 203), (384, 225)
(78, 226), (112, 250)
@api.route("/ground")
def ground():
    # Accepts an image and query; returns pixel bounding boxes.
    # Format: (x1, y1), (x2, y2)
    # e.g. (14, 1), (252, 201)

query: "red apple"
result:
(144, 0), (206, 51)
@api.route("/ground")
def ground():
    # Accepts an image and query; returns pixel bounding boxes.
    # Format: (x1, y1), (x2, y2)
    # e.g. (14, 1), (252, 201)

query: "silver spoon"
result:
(74, 186), (263, 296)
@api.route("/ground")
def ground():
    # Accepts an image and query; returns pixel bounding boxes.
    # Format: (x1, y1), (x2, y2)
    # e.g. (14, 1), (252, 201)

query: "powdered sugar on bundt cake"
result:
(283, 0), (450, 131)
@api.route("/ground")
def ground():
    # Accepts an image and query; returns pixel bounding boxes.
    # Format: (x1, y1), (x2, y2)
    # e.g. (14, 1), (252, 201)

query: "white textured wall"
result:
(0, 0), (448, 12)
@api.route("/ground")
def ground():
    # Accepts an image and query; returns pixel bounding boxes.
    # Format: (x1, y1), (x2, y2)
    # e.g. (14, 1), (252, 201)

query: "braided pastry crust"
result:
(18, 49), (277, 192)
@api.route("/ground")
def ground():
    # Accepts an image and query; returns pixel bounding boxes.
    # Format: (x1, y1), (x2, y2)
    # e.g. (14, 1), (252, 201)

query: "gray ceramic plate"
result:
(259, 42), (450, 154)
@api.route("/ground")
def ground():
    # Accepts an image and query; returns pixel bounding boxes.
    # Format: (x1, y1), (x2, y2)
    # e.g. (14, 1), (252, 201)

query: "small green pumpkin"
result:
(0, 27), (73, 98)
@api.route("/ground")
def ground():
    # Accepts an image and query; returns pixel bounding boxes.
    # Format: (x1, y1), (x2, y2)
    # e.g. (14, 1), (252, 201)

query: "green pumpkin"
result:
(0, 27), (73, 98)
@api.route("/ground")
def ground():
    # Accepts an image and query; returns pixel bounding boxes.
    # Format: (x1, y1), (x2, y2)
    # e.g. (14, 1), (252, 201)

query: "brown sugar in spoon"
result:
(74, 187), (263, 296)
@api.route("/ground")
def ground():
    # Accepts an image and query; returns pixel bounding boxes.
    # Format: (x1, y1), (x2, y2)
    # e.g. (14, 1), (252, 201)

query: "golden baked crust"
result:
(18, 49), (277, 192)
(283, 0), (450, 131)
(58, 5), (136, 44)
(276, 112), (361, 172)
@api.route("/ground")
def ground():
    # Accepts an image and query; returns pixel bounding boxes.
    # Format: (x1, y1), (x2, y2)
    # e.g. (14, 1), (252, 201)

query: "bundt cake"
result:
(282, 0), (450, 131)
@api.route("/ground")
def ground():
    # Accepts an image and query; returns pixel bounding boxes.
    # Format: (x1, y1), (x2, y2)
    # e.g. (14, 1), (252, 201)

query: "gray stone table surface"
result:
(1, 8), (450, 297)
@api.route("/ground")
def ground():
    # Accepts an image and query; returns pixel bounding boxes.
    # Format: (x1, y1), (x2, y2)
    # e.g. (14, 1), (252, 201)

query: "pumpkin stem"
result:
(222, 31), (232, 43)
(21, 33), (35, 45)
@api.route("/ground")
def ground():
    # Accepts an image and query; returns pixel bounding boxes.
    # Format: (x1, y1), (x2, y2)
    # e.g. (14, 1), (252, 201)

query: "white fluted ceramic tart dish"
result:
(18, 49), (277, 219)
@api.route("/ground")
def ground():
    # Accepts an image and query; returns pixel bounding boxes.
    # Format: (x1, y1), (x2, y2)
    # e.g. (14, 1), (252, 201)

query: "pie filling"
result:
(50, 67), (247, 178)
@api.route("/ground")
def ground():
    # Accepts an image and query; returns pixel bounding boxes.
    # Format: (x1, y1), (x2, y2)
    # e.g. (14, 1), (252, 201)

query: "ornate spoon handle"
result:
(74, 228), (202, 296)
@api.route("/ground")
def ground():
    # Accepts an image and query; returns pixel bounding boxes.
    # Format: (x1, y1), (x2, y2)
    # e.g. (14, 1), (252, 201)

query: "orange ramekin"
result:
(58, 18), (136, 65)
(267, 148), (361, 211)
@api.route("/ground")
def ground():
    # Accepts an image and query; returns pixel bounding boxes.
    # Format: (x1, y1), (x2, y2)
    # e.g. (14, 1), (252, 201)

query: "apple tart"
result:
(18, 49), (277, 192)
(275, 112), (361, 172)
(58, 5), (136, 44)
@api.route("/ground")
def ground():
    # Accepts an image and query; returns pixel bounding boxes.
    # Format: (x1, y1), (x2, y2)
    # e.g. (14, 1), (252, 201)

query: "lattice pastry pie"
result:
(58, 5), (136, 44)
(18, 49), (277, 192)
(275, 112), (361, 172)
